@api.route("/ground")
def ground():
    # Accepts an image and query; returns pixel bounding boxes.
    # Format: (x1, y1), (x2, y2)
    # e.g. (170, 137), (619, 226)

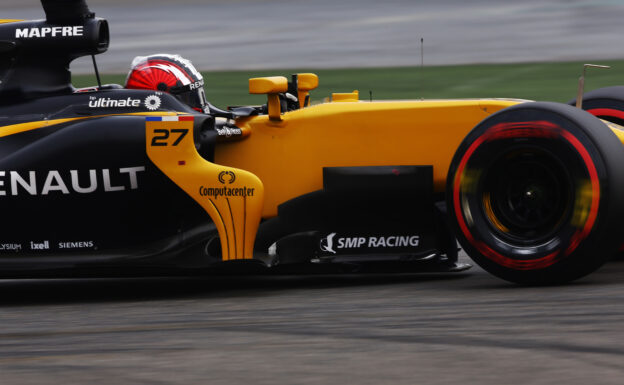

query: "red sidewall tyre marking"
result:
(587, 108), (624, 121)
(453, 121), (600, 270)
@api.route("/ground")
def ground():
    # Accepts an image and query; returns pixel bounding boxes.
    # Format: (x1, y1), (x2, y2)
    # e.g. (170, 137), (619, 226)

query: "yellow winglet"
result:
(146, 116), (264, 261)
(332, 90), (359, 102)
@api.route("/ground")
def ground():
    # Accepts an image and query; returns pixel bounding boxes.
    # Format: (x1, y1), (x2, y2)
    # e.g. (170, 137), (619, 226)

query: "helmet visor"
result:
(170, 79), (208, 112)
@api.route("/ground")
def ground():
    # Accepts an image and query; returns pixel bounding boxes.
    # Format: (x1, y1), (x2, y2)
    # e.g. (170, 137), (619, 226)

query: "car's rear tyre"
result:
(572, 86), (624, 258)
(447, 102), (624, 284)
(570, 86), (624, 125)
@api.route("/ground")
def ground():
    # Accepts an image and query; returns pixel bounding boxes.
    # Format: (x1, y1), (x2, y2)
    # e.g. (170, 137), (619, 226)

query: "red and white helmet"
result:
(125, 54), (208, 112)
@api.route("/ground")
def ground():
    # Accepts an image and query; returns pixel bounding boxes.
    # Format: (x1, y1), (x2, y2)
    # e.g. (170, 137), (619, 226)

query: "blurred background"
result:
(2, 3), (624, 384)
(5, 0), (624, 105)
(5, 0), (624, 73)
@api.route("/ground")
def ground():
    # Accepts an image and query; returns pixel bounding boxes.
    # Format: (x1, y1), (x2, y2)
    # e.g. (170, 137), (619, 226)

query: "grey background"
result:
(3, 0), (624, 73)
(2, 2), (624, 384)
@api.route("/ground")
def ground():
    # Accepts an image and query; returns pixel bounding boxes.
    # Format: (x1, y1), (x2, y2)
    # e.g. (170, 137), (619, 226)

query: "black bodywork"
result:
(0, 89), (222, 274)
(0, 0), (467, 277)
(255, 166), (460, 272)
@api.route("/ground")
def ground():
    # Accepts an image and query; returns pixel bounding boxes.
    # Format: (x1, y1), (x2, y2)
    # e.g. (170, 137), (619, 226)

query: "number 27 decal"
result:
(151, 128), (189, 146)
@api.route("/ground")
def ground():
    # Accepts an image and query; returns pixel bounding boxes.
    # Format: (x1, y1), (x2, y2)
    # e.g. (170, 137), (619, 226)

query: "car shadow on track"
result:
(466, 258), (624, 291)
(0, 271), (474, 307)
(2, 257), (621, 306)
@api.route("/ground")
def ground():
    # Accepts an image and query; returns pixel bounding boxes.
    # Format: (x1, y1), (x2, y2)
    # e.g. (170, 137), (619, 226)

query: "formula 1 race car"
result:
(1, 0), (624, 284)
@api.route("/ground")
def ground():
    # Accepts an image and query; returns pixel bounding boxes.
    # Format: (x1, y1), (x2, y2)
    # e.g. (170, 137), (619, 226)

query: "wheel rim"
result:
(481, 149), (573, 244)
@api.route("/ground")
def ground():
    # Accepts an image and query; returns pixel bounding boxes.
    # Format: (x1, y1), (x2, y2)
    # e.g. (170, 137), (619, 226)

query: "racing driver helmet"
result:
(125, 54), (208, 112)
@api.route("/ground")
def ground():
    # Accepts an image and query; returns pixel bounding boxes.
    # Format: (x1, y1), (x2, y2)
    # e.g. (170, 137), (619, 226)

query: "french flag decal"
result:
(145, 116), (194, 122)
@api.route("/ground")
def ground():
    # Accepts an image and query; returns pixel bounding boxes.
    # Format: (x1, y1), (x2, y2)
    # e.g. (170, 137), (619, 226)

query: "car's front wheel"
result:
(447, 102), (624, 284)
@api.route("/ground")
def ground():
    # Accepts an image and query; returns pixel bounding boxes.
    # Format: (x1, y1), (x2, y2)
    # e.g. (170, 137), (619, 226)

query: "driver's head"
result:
(125, 54), (208, 112)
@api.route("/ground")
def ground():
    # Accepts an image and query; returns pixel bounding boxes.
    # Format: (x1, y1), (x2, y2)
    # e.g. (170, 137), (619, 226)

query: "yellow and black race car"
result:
(1, 0), (624, 284)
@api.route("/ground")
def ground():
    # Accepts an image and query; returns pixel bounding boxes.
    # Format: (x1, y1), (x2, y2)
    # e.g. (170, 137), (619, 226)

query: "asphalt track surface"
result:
(0, 255), (623, 384)
(4, 0), (624, 73)
(2, 1), (624, 384)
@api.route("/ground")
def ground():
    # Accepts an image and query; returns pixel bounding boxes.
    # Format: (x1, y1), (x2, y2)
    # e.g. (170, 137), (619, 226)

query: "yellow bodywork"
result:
(216, 97), (524, 218)
(604, 121), (624, 143)
(140, 74), (624, 262)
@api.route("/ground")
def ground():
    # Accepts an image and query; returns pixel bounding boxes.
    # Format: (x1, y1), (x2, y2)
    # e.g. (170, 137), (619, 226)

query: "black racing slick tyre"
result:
(570, 86), (624, 126)
(447, 102), (624, 284)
